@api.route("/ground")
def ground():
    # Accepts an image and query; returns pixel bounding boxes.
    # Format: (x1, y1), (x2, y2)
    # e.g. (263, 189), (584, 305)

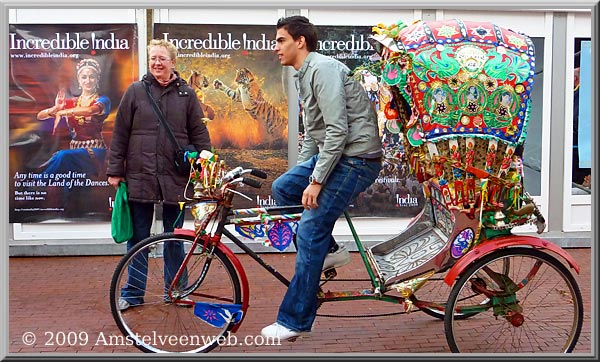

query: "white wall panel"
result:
(306, 9), (418, 26)
(11, 9), (138, 23)
(154, 8), (281, 24)
(437, 10), (549, 36)
(568, 204), (593, 231)
(573, 11), (593, 35)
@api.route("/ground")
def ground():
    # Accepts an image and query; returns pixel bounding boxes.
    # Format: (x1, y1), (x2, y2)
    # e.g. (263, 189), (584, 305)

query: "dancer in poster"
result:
(36, 58), (111, 177)
(36, 58), (111, 217)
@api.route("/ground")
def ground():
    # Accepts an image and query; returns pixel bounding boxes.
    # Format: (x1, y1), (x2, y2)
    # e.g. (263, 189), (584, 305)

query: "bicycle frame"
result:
(172, 198), (442, 328)
(176, 196), (582, 322)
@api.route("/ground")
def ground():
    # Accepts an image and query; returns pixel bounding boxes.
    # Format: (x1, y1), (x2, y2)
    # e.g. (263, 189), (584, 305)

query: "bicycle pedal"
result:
(323, 268), (337, 279)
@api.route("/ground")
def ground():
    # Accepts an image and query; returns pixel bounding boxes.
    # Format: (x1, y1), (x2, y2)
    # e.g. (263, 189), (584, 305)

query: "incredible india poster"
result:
(8, 22), (422, 224)
(9, 24), (138, 223)
(315, 25), (424, 218)
(154, 23), (289, 210)
(156, 23), (423, 217)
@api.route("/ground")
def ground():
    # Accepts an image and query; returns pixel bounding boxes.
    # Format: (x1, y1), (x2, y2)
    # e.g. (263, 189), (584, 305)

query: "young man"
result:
(261, 16), (382, 340)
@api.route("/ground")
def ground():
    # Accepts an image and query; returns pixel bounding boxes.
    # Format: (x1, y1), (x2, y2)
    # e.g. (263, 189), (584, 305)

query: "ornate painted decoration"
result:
(370, 18), (546, 242)
(373, 18), (535, 146)
(193, 302), (243, 328)
(234, 221), (298, 252)
(451, 228), (474, 258)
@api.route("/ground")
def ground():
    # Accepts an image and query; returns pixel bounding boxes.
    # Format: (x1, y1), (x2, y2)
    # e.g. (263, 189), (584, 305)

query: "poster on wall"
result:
(9, 24), (139, 223)
(154, 24), (289, 210)
(302, 25), (424, 218)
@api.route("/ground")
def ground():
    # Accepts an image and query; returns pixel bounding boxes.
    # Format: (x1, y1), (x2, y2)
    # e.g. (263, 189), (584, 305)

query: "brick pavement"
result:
(8, 248), (593, 355)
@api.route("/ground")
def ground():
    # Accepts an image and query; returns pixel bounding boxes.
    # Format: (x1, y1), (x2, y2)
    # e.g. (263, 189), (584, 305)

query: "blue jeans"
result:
(272, 155), (382, 331)
(120, 201), (188, 305)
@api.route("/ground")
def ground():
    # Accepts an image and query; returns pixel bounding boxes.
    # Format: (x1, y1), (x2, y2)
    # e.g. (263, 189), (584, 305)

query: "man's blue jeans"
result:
(120, 201), (188, 305)
(272, 155), (382, 331)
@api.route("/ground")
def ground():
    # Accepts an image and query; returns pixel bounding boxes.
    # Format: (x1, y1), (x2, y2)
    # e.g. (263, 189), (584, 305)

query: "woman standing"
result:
(106, 39), (211, 311)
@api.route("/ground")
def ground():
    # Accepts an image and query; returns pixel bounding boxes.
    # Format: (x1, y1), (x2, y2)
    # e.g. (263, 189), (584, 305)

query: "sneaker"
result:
(118, 298), (134, 311)
(261, 322), (311, 341)
(322, 244), (351, 271)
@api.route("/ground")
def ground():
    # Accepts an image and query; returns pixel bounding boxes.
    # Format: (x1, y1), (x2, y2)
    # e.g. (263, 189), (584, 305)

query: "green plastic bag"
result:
(111, 182), (133, 243)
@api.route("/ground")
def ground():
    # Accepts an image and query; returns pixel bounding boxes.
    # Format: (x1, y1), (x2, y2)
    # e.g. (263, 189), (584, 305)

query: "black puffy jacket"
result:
(107, 71), (211, 204)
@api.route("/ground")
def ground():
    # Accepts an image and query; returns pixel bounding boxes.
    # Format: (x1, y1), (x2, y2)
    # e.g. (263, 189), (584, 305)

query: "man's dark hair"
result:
(276, 15), (318, 52)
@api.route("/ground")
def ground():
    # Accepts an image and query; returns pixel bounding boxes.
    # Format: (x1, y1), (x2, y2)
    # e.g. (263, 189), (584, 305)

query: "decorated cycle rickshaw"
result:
(110, 18), (583, 353)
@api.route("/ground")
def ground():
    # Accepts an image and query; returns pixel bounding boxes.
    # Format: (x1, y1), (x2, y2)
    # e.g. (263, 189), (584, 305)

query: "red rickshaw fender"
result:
(174, 229), (250, 333)
(444, 235), (581, 286)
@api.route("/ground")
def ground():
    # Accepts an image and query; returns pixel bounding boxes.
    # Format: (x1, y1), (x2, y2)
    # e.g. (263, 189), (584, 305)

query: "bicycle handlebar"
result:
(223, 167), (265, 182)
(220, 167), (265, 195)
(242, 177), (262, 188)
(222, 166), (244, 183)
(250, 169), (267, 179)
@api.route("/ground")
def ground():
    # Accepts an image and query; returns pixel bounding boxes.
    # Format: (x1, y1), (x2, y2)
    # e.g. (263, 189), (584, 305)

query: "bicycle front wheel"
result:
(110, 233), (242, 353)
(444, 247), (583, 353)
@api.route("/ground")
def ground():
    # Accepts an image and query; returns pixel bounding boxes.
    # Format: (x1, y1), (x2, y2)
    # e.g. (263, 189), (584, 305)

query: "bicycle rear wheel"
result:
(110, 233), (242, 353)
(444, 247), (583, 353)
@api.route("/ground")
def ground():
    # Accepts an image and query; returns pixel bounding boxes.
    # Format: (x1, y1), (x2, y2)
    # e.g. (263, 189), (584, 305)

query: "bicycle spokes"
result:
(110, 234), (242, 353)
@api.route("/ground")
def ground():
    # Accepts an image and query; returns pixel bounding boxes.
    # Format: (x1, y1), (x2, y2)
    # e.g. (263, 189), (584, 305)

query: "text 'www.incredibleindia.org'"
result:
(10, 52), (80, 59)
